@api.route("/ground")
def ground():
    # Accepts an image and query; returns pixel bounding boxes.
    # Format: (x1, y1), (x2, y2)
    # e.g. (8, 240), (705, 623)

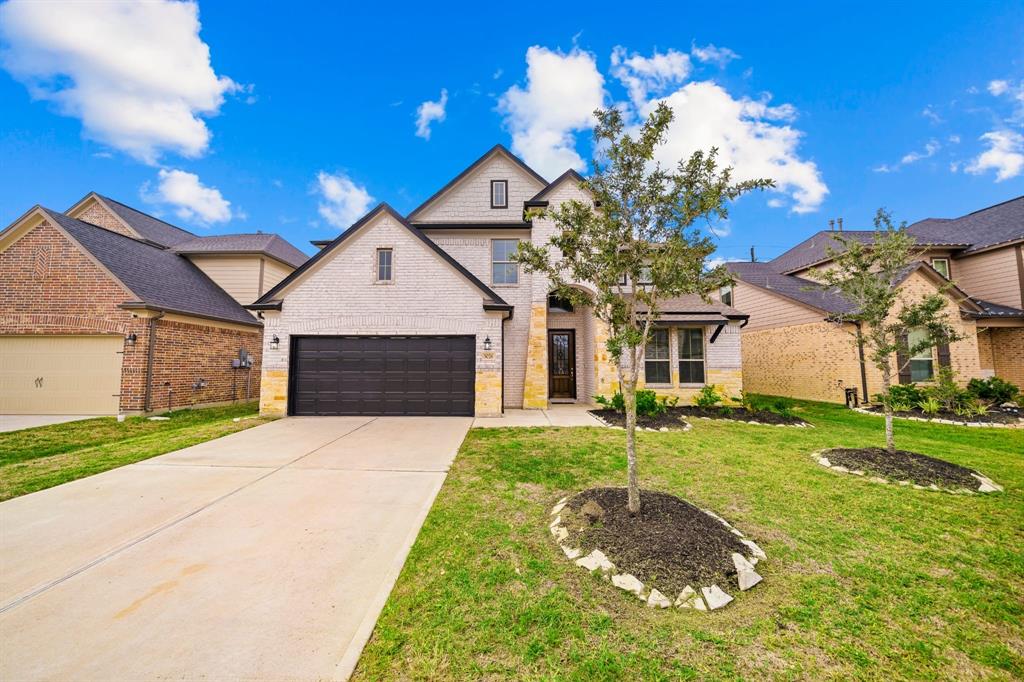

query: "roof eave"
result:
(118, 301), (262, 327)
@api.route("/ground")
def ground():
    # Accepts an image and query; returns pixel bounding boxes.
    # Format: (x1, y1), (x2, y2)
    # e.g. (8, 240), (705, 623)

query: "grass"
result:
(0, 402), (272, 501)
(354, 399), (1023, 681)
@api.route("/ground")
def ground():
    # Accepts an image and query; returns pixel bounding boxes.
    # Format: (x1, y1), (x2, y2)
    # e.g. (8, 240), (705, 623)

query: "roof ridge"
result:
(958, 194), (1024, 218)
(98, 194), (197, 237)
(42, 208), (171, 252)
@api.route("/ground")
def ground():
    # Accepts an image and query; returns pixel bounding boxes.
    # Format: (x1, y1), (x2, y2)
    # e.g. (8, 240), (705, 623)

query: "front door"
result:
(548, 330), (576, 400)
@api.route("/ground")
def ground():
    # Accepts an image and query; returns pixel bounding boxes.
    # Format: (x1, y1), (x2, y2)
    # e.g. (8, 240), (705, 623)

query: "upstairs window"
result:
(931, 257), (950, 279)
(548, 294), (574, 312)
(678, 328), (706, 384)
(376, 248), (393, 282)
(491, 180), (508, 209)
(720, 284), (734, 307)
(908, 327), (934, 382)
(644, 329), (670, 384)
(492, 239), (519, 284)
(638, 266), (653, 285)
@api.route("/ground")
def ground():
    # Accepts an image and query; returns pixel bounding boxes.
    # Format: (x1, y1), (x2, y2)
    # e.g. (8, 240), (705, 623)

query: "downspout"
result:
(143, 311), (165, 413)
(501, 316), (506, 415)
(854, 321), (869, 404)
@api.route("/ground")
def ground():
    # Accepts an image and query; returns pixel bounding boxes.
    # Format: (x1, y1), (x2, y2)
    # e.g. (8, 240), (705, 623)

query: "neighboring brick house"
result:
(723, 196), (1024, 403)
(0, 193), (307, 415)
(251, 145), (748, 417)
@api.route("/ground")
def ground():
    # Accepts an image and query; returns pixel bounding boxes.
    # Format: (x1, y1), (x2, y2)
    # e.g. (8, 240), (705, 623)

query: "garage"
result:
(290, 335), (475, 416)
(0, 336), (123, 415)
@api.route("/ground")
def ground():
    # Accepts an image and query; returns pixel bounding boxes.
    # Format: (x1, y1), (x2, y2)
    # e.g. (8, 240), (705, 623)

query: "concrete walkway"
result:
(0, 415), (471, 681)
(472, 404), (604, 428)
(0, 414), (96, 433)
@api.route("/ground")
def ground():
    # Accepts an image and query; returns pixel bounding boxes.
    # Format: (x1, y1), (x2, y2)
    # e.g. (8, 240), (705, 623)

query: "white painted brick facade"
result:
(411, 154), (546, 223)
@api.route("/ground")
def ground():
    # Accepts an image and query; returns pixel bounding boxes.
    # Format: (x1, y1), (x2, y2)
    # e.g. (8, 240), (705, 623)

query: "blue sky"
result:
(1, 1), (1022, 262)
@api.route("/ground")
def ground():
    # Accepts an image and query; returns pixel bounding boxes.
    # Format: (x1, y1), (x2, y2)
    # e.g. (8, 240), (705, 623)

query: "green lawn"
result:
(354, 400), (1023, 681)
(0, 402), (272, 501)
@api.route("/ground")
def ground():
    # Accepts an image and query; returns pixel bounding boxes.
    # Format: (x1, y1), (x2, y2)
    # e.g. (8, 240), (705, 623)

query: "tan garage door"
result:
(0, 336), (123, 415)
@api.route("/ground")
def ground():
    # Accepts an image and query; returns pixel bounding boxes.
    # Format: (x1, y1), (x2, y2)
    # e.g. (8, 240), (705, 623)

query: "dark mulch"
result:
(674, 406), (807, 426)
(588, 409), (690, 430)
(563, 487), (750, 595)
(862, 404), (1020, 425)
(823, 447), (982, 489)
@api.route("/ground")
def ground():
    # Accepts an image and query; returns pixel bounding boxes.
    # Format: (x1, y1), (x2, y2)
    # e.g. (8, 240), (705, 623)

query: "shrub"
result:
(925, 366), (972, 412)
(595, 390), (666, 417)
(594, 393), (624, 412)
(660, 395), (680, 408)
(694, 384), (726, 409)
(874, 383), (925, 407)
(742, 392), (796, 417)
(889, 399), (913, 413)
(917, 397), (941, 417)
(967, 377), (1020, 406)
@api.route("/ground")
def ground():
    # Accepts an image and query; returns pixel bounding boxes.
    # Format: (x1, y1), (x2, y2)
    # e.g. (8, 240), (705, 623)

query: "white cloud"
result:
(315, 171), (375, 229)
(988, 80), (1009, 96)
(0, 0), (239, 164)
(145, 169), (232, 224)
(948, 134), (961, 144)
(415, 89), (448, 140)
(492, 68), (503, 80)
(497, 46), (606, 178)
(965, 130), (1024, 181)
(921, 105), (942, 123)
(639, 81), (828, 213)
(611, 46), (690, 106)
(873, 139), (940, 173)
(691, 43), (739, 68)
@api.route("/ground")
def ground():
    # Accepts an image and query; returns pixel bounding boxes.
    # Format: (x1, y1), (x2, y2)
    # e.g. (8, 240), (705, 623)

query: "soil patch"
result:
(822, 447), (985, 489)
(861, 404), (1020, 425)
(588, 409), (690, 430)
(674, 406), (808, 426)
(562, 487), (751, 595)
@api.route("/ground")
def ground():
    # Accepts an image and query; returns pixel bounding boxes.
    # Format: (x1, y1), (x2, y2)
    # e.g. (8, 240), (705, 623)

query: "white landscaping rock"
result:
(674, 585), (698, 608)
(701, 585), (734, 610)
(741, 539), (767, 561)
(647, 588), (672, 608)
(552, 526), (569, 543)
(731, 553), (756, 574)
(575, 549), (614, 573)
(551, 498), (567, 515)
(832, 465), (849, 474)
(971, 473), (1003, 492)
(737, 570), (763, 591)
(560, 545), (581, 560)
(818, 457), (832, 468)
(611, 573), (646, 598)
(549, 515), (561, 528)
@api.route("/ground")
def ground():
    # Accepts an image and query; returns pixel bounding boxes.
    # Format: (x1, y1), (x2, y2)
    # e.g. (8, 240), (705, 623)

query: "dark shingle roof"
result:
(632, 294), (749, 318)
(727, 261), (857, 315)
(172, 233), (308, 268)
(98, 195), (197, 247)
(908, 195), (1024, 254)
(971, 298), (1024, 318)
(44, 210), (259, 326)
(769, 230), (968, 274)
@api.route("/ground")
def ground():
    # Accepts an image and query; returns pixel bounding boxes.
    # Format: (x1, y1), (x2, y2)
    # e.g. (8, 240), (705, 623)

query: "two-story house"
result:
(0, 193), (307, 416)
(724, 196), (1024, 403)
(250, 145), (748, 417)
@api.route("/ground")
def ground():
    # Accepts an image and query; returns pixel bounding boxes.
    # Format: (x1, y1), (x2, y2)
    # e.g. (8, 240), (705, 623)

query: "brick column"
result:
(521, 302), (548, 409)
(593, 317), (619, 397)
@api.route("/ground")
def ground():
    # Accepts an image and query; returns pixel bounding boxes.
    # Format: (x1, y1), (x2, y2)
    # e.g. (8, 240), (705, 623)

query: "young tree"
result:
(515, 104), (772, 514)
(819, 209), (964, 453)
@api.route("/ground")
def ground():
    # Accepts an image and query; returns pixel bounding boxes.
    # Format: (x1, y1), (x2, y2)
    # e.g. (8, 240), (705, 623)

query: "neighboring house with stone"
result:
(723, 195), (1024, 403)
(0, 193), (307, 416)
(250, 145), (748, 418)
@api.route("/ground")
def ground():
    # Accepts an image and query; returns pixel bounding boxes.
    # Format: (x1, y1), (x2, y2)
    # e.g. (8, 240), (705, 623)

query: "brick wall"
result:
(988, 328), (1024, 386)
(71, 200), (137, 238)
(411, 153), (545, 223)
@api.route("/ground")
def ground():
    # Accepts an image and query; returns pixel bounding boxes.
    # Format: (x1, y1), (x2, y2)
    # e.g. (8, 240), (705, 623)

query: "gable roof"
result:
(252, 203), (511, 312)
(172, 233), (308, 268)
(769, 229), (968, 274)
(527, 169), (587, 205)
(908, 195), (1024, 255)
(70, 193), (198, 247)
(407, 144), (547, 221)
(40, 209), (259, 326)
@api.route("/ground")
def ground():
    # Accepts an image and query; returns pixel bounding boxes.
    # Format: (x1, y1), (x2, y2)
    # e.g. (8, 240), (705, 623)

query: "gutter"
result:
(119, 301), (262, 328)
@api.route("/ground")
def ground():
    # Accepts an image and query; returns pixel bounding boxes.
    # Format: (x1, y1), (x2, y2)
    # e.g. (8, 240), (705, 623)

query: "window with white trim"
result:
(491, 239), (519, 284)
(638, 266), (653, 285)
(678, 328), (705, 384)
(644, 328), (670, 384)
(931, 257), (950, 279)
(491, 180), (508, 208)
(720, 284), (734, 306)
(376, 248), (393, 282)
(908, 327), (934, 381)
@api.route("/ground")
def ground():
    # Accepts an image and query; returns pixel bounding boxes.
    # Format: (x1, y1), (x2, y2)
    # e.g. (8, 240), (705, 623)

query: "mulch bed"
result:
(562, 487), (750, 596)
(674, 406), (808, 426)
(822, 447), (983, 489)
(588, 409), (690, 430)
(861, 404), (1021, 425)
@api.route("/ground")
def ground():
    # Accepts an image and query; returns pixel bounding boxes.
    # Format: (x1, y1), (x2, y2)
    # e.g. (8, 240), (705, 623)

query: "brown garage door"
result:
(290, 336), (475, 416)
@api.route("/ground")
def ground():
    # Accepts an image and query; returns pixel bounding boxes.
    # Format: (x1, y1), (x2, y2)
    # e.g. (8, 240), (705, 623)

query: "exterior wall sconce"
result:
(125, 332), (137, 346)
(483, 336), (492, 351)
(270, 335), (280, 350)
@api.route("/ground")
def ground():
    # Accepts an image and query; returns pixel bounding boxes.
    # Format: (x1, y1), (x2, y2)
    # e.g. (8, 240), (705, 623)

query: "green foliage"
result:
(917, 397), (941, 417)
(889, 399), (913, 413)
(660, 395), (680, 408)
(925, 366), (972, 412)
(967, 377), (1020, 406)
(595, 390), (666, 417)
(875, 383), (926, 407)
(594, 393), (625, 412)
(693, 384), (725, 409)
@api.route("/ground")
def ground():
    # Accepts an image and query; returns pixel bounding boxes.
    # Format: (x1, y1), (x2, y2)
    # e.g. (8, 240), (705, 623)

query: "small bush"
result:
(889, 399), (913, 413)
(594, 393), (624, 412)
(967, 376), (1020, 406)
(917, 397), (941, 417)
(875, 383), (925, 407)
(741, 392), (796, 417)
(693, 385), (725, 409)
(925, 366), (972, 412)
(595, 389), (665, 417)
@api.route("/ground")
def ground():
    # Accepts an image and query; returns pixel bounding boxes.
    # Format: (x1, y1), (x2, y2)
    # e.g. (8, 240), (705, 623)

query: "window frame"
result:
(677, 327), (706, 385)
(930, 257), (950, 279)
(720, 284), (734, 307)
(491, 238), (519, 285)
(490, 179), (508, 209)
(375, 247), (393, 283)
(644, 328), (671, 385)
(907, 327), (935, 382)
(638, 266), (653, 285)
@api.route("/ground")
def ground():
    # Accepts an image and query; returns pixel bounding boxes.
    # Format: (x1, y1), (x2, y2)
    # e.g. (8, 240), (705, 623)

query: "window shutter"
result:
(896, 333), (911, 384)
(936, 343), (951, 368)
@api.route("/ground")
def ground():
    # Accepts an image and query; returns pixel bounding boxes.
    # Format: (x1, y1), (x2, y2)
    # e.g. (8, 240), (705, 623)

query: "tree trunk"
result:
(619, 359), (641, 516)
(881, 365), (895, 454)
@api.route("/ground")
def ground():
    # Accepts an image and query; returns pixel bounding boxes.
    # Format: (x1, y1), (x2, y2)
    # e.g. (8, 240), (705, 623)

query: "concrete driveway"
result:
(0, 415), (471, 681)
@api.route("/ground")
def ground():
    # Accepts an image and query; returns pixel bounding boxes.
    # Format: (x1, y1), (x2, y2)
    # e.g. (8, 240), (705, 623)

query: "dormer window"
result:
(491, 180), (508, 209)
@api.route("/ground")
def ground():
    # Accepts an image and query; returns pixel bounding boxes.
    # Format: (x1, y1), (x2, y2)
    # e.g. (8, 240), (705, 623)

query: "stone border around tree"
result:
(587, 413), (693, 433)
(549, 496), (767, 611)
(810, 449), (1004, 494)
(851, 407), (1022, 429)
